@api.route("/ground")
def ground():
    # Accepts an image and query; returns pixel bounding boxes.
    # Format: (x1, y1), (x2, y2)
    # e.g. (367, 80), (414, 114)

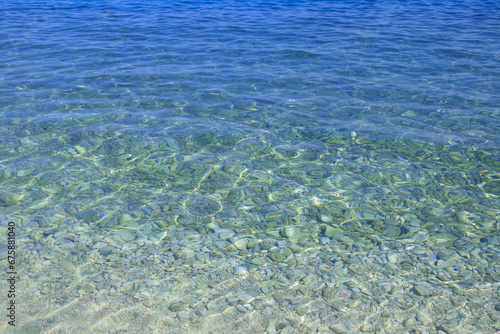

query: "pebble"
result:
(387, 253), (399, 263)
(177, 311), (189, 321)
(347, 299), (361, 308)
(235, 305), (247, 312)
(320, 237), (330, 244)
(118, 214), (133, 224)
(265, 321), (276, 334)
(60, 259), (76, 272)
(437, 249), (457, 260)
(233, 266), (248, 276)
(295, 304), (311, 315)
(262, 307), (273, 316)
(323, 226), (344, 238)
(196, 307), (208, 316)
(414, 284), (432, 296)
(145, 279), (160, 286)
(268, 247), (292, 262)
(272, 292), (292, 302)
(233, 238), (248, 250)
(281, 227), (297, 238)
(169, 302), (185, 312)
(400, 262), (414, 271)
(238, 294), (253, 304)
(403, 317), (416, 327)
(280, 326), (295, 334)
(389, 286), (405, 295)
(330, 323), (350, 333)
(410, 245), (427, 255)
(218, 230), (234, 239)
(174, 248), (195, 260)
(98, 245), (116, 255)
(206, 222), (219, 230)
(417, 314), (433, 324)
(143, 300), (154, 307)
(227, 296), (239, 303)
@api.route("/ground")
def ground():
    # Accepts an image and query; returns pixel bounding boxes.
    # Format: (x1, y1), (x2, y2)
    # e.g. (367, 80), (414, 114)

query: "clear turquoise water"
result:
(2, 0), (500, 247)
(2, 1), (500, 239)
(2, 1), (499, 215)
(1, 1), (500, 331)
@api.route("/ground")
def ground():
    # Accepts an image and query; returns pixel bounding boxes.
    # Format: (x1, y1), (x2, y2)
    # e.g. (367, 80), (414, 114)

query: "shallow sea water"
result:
(1, 1), (500, 333)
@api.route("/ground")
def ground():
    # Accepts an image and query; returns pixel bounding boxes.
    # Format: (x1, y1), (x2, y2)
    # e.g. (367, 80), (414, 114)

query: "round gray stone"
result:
(414, 284), (432, 296)
(233, 266), (248, 276)
(330, 323), (349, 333)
